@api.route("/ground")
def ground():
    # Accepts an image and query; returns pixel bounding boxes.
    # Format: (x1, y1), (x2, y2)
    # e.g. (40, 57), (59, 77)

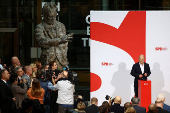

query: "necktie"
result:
(6, 82), (9, 87)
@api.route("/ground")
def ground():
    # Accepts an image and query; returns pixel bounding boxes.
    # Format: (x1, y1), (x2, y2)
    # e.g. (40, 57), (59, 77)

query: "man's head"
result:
(91, 97), (98, 106)
(99, 105), (108, 113)
(49, 61), (57, 70)
(11, 56), (20, 66)
(42, 65), (49, 71)
(42, 2), (57, 25)
(124, 102), (132, 111)
(114, 96), (122, 104)
(131, 97), (140, 105)
(148, 104), (158, 113)
(138, 54), (145, 65)
(155, 99), (163, 108)
(0, 69), (10, 81)
(9, 74), (18, 84)
(157, 94), (165, 102)
(24, 66), (32, 76)
(14, 66), (24, 77)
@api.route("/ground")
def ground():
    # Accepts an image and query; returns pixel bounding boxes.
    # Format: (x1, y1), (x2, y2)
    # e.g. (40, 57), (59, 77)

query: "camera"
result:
(105, 95), (115, 104)
(63, 66), (79, 86)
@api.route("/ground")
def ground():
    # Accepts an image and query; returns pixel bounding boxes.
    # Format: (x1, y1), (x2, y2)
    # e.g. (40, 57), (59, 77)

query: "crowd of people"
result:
(0, 56), (170, 113)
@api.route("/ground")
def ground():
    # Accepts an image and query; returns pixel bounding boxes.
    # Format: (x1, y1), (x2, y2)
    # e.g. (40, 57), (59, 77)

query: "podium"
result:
(138, 80), (151, 111)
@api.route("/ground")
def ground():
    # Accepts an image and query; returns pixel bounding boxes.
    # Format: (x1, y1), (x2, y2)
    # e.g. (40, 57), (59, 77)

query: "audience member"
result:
(155, 99), (169, 113)
(110, 96), (124, 113)
(124, 102), (132, 112)
(10, 56), (21, 70)
(30, 63), (37, 79)
(27, 78), (45, 104)
(102, 101), (111, 112)
(21, 99), (33, 113)
(69, 102), (86, 113)
(131, 97), (146, 113)
(74, 95), (88, 109)
(157, 93), (170, 112)
(22, 66), (32, 88)
(99, 106), (108, 113)
(85, 97), (99, 113)
(9, 74), (27, 113)
(0, 59), (4, 70)
(0, 69), (16, 113)
(14, 66), (24, 84)
(126, 107), (136, 113)
(148, 104), (158, 113)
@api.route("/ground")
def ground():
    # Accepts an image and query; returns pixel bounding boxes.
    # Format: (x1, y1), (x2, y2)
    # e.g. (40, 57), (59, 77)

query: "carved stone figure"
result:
(35, 2), (73, 70)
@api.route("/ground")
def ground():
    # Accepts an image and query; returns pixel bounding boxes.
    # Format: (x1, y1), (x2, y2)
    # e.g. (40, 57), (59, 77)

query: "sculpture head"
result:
(42, 2), (57, 25)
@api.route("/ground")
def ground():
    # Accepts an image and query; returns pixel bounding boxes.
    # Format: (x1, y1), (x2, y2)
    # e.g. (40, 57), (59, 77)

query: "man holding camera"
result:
(48, 69), (75, 113)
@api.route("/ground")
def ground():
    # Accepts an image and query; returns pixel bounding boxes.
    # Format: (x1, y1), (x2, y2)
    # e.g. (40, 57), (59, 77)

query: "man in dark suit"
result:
(157, 93), (170, 112)
(0, 69), (16, 113)
(130, 54), (151, 97)
(148, 104), (158, 113)
(110, 96), (124, 113)
(155, 100), (169, 113)
(131, 97), (146, 113)
(85, 97), (99, 113)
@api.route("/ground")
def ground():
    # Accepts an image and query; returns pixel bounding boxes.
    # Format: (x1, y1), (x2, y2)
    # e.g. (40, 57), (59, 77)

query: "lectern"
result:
(138, 80), (151, 111)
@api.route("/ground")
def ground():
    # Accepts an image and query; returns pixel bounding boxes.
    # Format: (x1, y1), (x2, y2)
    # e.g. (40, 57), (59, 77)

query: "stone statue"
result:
(35, 2), (73, 70)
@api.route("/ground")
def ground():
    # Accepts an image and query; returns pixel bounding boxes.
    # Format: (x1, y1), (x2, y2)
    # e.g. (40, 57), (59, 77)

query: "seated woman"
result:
(68, 102), (86, 113)
(27, 78), (45, 104)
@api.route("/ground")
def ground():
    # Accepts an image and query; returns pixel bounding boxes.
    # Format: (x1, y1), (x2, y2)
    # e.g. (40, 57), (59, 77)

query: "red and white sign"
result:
(90, 11), (170, 106)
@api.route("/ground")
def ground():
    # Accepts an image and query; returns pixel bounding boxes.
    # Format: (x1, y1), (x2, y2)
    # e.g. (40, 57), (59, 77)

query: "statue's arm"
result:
(35, 26), (61, 48)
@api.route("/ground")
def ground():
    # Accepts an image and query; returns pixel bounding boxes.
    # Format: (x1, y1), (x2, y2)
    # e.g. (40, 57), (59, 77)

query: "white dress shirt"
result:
(139, 62), (144, 74)
(1, 79), (6, 84)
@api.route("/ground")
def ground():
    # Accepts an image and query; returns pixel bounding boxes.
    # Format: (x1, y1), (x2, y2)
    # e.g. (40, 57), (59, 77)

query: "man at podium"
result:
(130, 54), (151, 97)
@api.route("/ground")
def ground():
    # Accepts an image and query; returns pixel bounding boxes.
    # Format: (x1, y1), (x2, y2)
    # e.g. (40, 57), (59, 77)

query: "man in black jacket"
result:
(85, 97), (99, 113)
(131, 97), (146, 113)
(111, 96), (124, 113)
(0, 69), (16, 113)
(155, 100), (169, 113)
(130, 54), (151, 97)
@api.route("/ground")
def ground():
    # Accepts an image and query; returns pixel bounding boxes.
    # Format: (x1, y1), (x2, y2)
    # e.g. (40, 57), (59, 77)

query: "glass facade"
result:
(0, 0), (170, 100)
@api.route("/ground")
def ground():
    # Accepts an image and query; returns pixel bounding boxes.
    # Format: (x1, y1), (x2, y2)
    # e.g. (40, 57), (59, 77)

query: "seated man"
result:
(148, 104), (158, 113)
(131, 97), (146, 113)
(85, 97), (99, 113)
(157, 94), (170, 112)
(110, 96), (124, 113)
(155, 99), (169, 113)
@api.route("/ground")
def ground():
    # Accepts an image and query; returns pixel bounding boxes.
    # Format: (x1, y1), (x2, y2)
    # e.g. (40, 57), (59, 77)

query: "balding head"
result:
(91, 97), (98, 105)
(148, 104), (157, 113)
(24, 66), (32, 76)
(114, 96), (122, 104)
(157, 94), (165, 102)
(155, 99), (163, 108)
(11, 56), (20, 66)
(139, 54), (145, 65)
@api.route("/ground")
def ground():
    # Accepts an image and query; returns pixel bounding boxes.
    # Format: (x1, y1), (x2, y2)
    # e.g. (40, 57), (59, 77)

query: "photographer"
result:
(48, 69), (75, 113)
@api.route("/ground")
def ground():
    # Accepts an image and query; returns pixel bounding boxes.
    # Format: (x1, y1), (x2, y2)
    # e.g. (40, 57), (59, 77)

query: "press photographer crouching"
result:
(48, 68), (75, 113)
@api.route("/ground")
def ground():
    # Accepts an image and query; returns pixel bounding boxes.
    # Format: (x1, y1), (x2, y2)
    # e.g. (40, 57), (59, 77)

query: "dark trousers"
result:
(134, 86), (138, 97)
(58, 105), (73, 113)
